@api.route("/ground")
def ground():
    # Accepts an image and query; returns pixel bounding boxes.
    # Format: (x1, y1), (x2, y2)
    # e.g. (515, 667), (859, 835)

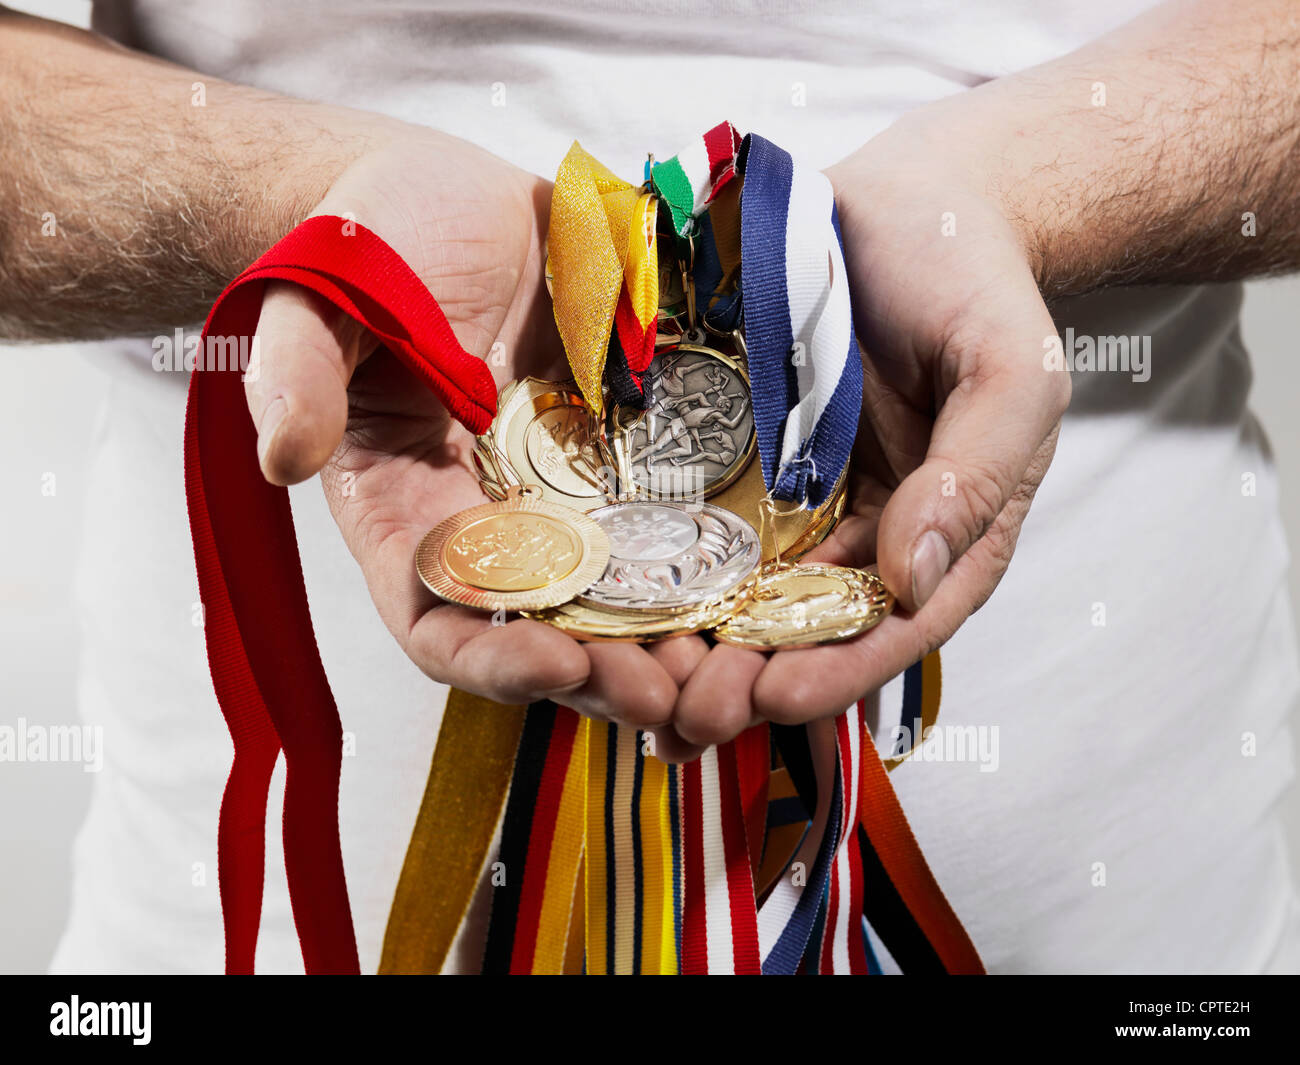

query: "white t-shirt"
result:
(53, 0), (1300, 974)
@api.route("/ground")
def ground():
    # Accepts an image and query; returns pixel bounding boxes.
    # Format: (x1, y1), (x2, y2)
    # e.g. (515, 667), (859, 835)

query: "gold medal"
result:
(526, 582), (753, 642)
(415, 490), (610, 612)
(712, 461), (846, 564)
(474, 378), (610, 511)
(711, 563), (893, 649)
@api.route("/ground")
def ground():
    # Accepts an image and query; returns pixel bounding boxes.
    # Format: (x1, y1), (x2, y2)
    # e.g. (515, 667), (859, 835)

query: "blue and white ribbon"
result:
(739, 134), (862, 508)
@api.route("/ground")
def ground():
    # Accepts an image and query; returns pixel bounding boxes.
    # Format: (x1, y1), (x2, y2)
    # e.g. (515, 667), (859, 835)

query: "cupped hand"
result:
(655, 127), (1070, 755)
(243, 130), (686, 728)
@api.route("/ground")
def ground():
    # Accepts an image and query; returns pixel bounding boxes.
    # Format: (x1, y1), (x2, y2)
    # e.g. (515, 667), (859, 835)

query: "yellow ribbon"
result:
(549, 142), (658, 414)
(529, 717), (588, 973)
(378, 689), (526, 974)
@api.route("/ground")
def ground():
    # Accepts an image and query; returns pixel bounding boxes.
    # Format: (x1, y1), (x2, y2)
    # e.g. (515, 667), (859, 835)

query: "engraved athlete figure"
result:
(630, 389), (749, 467)
(453, 520), (577, 585)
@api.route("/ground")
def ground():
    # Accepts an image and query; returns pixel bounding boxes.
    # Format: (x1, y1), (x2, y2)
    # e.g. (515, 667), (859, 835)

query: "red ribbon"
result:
(185, 215), (496, 973)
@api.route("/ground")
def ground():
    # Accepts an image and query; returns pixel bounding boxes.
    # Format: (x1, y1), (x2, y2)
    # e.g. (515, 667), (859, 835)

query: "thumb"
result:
(876, 325), (1069, 613)
(244, 281), (370, 486)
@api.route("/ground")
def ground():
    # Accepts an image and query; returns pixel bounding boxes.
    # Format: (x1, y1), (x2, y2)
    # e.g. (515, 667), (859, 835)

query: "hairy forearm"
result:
(891, 0), (1300, 298)
(0, 10), (398, 340)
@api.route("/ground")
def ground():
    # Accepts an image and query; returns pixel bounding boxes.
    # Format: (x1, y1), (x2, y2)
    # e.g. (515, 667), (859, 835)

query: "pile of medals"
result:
(416, 125), (894, 650)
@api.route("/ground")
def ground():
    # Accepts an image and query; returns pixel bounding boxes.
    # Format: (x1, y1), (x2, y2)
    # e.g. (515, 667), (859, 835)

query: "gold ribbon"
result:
(378, 689), (526, 974)
(549, 142), (658, 414)
(529, 715), (588, 973)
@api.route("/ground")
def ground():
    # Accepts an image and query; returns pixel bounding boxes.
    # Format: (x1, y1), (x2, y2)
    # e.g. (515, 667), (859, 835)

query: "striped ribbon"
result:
(757, 709), (862, 973)
(645, 123), (862, 509)
(648, 120), (743, 238)
(738, 132), (863, 509)
(386, 651), (980, 975)
(885, 652), (943, 771)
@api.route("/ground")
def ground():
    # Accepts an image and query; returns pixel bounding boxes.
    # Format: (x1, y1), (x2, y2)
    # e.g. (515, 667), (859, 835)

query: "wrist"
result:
(870, 94), (1057, 285)
(207, 102), (409, 279)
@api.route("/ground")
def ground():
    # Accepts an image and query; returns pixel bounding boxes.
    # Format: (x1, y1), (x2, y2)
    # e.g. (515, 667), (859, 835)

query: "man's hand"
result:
(245, 132), (689, 727)
(661, 0), (1300, 753)
(653, 139), (1068, 755)
(746, 145), (1069, 722)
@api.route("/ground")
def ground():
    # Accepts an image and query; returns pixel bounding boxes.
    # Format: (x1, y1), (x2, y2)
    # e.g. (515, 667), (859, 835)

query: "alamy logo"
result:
(1043, 328), (1151, 382)
(50, 996), (151, 1045)
(0, 718), (102, 772)
(152, 327), (260, 379)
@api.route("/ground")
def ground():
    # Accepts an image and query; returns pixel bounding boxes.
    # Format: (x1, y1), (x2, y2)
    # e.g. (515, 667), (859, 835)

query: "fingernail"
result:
(256, 396), (288, 466)
(911, 530), (950, 608)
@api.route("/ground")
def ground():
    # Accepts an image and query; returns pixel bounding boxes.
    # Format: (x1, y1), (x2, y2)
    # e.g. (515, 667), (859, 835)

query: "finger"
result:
(564, 643), (678, 728)
(799, 510), (878, 568)
(877, 301), (1068, 612)
(753, 490), (1034, 724)
(673, 643), (766, 747)
(643, 637), (712, 765)
(645, 634), (711, 687)
(753, 640), (882, 726)
(407, 610), (592, 705)
(246, 281), (371, 486)
(646, 723), (708, 765)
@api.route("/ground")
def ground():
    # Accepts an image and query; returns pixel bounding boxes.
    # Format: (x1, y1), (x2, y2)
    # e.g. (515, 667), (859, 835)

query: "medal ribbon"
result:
(739, 133), (863, 508)
(549, 142), (658, 413)
(186, 215), (496, 974)
(886, 653), (943, 770)
(379, 689), (526, 974)
(382, 653), (976, 973)
(648, 120), (744, 238)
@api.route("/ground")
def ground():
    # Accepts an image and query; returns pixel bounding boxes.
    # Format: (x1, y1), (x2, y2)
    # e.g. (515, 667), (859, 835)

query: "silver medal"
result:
(579, 500), (761, 613)
(613, 344), (755, 500)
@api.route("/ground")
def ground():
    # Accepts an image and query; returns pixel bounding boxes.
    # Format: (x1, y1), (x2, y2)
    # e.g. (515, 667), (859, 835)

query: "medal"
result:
(473, 377), (610, 511)
(655, 248), (689, 340)
(709, 450), (846, 564)
(526, 584), (750, 642)
(577, 500), (760, 613)
(415, 489), (610, 612)
(711, 562), (893, 649)
(548, 143), (659, 415)
(610, 342), (755, 500)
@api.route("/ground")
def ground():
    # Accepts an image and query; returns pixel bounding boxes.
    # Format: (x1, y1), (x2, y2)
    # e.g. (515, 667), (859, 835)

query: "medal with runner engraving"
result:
(416, 488), (610, 612)
(473, 377), (610, 511)
(577, 500), (760, 613)
(609, 342), (755, 500)
(711, 562), (893, 649)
